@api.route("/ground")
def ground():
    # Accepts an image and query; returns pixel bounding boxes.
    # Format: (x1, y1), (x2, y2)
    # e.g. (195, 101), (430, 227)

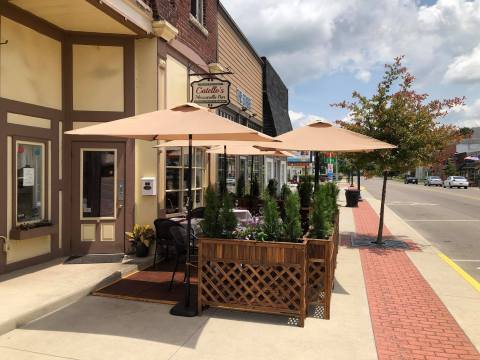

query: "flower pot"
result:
(135, 242), (149, 257)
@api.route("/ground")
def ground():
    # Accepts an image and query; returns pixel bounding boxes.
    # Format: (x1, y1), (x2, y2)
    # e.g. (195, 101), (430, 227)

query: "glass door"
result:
(71, 142), (125, 255)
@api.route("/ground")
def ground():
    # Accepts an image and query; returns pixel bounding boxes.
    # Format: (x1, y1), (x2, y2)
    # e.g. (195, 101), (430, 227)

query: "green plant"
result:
(236, 174), (245, 198)
(267, 178), (278, 198)
(324, 182), (339, 219)
(251, 175), (260, 198)
(310, 186), (333, 239)
(280, 183), (291, 201)
(125, 224), (155, 247)
(200, 187), (222, 237)
(261, 193), (283, 241)
(444, 159), (456, 177)
(282, 192), (302, 242)
(219, 193), (237, 238)
(298, 175), (313, 208)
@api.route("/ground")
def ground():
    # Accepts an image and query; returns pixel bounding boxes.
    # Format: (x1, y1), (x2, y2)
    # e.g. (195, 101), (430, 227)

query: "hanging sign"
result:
(191, 77), (230, 109)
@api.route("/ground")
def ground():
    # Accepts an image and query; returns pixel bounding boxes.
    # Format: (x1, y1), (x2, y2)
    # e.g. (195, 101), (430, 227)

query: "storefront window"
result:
(165, 147), (205, 214)
(217, 155), (236, 193)
(16, 141), (45, 223)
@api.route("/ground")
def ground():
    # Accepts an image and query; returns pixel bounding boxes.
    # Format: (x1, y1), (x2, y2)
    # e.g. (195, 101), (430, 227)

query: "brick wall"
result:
(149, 0), (218, 64)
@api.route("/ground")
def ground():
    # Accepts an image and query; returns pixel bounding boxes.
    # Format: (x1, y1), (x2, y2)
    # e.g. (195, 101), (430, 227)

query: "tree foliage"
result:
(332, 56), (464, 243)
(261, 193), (283, 241)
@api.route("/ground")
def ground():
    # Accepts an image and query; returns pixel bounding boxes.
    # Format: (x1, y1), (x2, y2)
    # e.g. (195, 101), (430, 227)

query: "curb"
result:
(0, 261), (146, 336)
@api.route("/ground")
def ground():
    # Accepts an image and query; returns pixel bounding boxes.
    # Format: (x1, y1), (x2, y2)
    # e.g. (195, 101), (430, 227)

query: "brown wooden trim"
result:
(0, 107), (7, 273)
(124, 139), (135, 252)
(0, 98), (62, 121)
(70, 111), (128, 123)
(0, 2), (64, 41)
(85, 0), (150, 37)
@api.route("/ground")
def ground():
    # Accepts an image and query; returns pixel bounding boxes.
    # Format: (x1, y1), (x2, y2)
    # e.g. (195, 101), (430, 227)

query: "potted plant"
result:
(266, 178), (278, 198)
(125, 224), (155, 257)
(282, 191), (302, 242)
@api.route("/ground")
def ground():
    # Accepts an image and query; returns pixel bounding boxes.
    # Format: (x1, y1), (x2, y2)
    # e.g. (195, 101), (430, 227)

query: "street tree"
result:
(444, 159), (457, 177)
(332, 56), (464, 244)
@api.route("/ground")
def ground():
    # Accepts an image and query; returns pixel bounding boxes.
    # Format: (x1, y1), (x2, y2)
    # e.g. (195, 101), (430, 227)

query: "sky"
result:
(221, 0), (480, 128)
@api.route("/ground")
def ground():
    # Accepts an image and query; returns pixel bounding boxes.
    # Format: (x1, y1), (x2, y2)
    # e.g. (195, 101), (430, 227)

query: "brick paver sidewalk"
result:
(352, 201), (480, 360)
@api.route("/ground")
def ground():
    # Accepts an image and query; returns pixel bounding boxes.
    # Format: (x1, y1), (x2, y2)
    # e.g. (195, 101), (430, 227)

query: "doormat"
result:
(65, 254), (125, 264)
(93, 259), (198, 305)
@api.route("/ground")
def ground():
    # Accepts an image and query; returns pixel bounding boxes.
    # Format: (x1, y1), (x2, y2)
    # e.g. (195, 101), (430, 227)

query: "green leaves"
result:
(310, 183), (338, 239)
(261, 193), (282, 241)
(282, 191), (302, 242)
(332, 56), (464, 175)
(201, 187), (238, 239)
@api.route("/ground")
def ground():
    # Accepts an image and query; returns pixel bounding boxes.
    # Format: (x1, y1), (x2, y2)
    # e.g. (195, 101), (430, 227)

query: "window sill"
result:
(10, 225), (56, 240)
(189, 14), (209, 37)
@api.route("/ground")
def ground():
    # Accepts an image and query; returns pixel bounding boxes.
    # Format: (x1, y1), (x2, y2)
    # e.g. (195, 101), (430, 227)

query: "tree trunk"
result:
(357, 168), (361, 199)
(376, 171), (388, 244)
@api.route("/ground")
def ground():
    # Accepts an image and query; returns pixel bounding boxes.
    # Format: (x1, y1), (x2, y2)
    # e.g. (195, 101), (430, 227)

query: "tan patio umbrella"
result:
(258, 121), (395, 152)
(257, 121), (395, 188)
(65, 103), (277, 318)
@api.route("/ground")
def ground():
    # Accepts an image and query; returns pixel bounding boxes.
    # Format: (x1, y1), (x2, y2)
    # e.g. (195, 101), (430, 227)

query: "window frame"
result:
(14, 139), (48, 226)
(165, 147), (206, 215)
(191, 0), (204, 25)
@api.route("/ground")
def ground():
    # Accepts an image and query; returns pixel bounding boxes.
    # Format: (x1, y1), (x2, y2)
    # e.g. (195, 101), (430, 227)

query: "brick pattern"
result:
(150, 0), (218, 64)
(353, 201), (480, 360)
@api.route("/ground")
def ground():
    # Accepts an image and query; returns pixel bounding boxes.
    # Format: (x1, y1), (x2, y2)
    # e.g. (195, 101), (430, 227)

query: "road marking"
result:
(405, 219), (480, 222)
(452, 259), (480, 262)
(437, 252), (480, 293)
(388, 201), (439, 206)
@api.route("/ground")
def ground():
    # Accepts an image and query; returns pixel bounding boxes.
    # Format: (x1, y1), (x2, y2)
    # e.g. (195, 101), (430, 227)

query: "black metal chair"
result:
(169, 225), (189, 290)
(190, 206), (205, 219)
(153, 218), (182, 268)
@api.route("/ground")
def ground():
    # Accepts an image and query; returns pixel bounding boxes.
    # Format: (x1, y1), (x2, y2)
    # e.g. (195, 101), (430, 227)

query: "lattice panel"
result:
(307, 262), (326, 305)
(200, 261), (303, 313)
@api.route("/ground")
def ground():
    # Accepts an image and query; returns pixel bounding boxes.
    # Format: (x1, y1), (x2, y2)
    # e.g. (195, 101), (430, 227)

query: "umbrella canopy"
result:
(155, 140), (292, 156)
(257, 121), (395, 152)
(65, 103), (277, 142)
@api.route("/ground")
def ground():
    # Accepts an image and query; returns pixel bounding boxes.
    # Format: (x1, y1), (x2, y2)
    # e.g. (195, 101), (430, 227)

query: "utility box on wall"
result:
(141, 177), (156, 196)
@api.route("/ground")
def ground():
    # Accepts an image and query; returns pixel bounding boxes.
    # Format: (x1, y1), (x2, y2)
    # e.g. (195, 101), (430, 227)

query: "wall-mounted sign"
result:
(236, 88), (252, 110)
(191, 77), (230, 109)
(22, 167), (35, 187)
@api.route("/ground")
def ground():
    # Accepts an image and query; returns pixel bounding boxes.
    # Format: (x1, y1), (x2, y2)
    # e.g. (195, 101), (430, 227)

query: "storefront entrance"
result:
(71, 142), (126, 255)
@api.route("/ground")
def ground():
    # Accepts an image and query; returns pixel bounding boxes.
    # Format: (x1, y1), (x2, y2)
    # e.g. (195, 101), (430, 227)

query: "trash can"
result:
(345, 188), (360, 207)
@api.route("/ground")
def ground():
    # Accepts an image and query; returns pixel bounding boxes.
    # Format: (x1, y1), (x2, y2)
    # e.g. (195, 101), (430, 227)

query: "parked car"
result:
(424, 176), (443, 187)
(443, 176), (469, 189)
(404, 175), (418, 184)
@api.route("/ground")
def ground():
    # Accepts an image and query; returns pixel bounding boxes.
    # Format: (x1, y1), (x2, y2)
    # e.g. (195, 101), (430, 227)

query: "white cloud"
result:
(222, 0), (480, 86)
(453, 98), (480, 127)
(355, 70), (372, 83)
(288, 110), (330, 128)
(444, 45), (480, 83)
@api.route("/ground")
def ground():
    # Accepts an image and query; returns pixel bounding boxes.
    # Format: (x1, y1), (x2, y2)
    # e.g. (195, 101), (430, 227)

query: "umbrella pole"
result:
(223, 145), (227, 194)
(250, 155), (254, 212)
(314, 151), (320, 191)
(170, 134), (197, 317)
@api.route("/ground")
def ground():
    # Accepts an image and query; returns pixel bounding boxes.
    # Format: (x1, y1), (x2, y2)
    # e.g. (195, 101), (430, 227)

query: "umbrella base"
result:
(170, 300), (197, 317)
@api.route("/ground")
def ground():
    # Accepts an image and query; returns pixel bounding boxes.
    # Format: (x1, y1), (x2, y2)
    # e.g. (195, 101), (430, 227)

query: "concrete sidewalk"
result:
(0, 255), (151, 336)
(0, 205), (378, 360)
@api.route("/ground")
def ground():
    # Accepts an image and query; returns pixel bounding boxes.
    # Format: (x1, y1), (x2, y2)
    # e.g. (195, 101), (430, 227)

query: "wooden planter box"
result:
(9, 225), (56, 240)
(197, 213), (339, 327)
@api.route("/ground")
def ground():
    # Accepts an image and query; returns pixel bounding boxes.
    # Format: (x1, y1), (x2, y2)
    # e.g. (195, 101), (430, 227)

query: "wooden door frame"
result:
(71, 140), (128, 255)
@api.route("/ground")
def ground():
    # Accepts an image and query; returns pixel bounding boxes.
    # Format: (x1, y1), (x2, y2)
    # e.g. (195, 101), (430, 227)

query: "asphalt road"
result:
(363, 178), (480, 282)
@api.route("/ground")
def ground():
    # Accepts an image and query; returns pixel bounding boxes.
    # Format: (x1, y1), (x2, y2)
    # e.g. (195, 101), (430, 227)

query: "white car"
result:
(443, 176), (469, 189)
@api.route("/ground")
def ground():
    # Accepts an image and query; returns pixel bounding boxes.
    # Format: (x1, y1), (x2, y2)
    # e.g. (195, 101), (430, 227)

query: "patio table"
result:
(233, 209), (253, 224)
